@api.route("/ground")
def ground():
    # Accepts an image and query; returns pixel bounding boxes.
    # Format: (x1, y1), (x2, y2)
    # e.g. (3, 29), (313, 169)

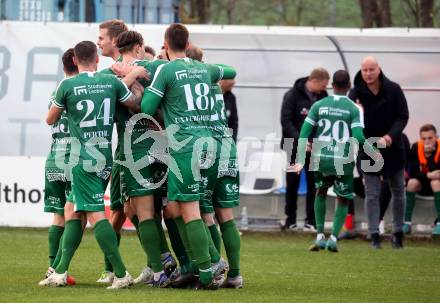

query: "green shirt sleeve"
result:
(350, 103), (364, 129)
(147, 63), (168, 98)
(48, 91), (56, 109)
(208, 64), (236, 83)
(141, 90), (162, 116)
(114, 77), (132, 103)
(53, 80), (67, 108)
(144, 60), (167, 87)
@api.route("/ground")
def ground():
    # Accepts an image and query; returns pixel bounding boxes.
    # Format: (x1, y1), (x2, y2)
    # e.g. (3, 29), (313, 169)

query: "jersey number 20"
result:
(317, 119), (349, 143)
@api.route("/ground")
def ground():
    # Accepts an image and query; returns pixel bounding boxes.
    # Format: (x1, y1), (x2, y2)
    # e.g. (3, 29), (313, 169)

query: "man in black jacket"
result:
(349, 56), (409, 249)
(280, 68), (329, 231)
(220, 79), (239, 142)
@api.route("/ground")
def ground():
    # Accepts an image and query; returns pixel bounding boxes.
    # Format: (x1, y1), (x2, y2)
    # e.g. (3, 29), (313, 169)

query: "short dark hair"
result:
(99, 19), (128, 40)
(74, 41), (97, 65)
(165, 23), (189, 52)
(332, 70), (350, 89)
(186, 45), (203, 62)
(116, 31), (144, 54)
(62, 48), (78, 75)
(144, 45), (156, 57)
(309, 68), (330, 81)
(420, 124), (437, 134)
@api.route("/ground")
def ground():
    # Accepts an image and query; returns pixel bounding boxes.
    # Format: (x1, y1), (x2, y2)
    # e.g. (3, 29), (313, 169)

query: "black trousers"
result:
(284, 155), (316, 226)
(379, 179), (392, 221)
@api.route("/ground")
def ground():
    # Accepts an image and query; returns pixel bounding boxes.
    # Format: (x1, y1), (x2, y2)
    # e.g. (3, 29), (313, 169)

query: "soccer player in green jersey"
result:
(186, 45), (242, 288)
(141, 24), (236, 289)
(109, 30), (178, 287)
(39, 41), (142, 289)
(96, 19), (130, 284)
(97, 19), (127, 61)
(292, 70), (377, 252)
(42, 48), (79, 285)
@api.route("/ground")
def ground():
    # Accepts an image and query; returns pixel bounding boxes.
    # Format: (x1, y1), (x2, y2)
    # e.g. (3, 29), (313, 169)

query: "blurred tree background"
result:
(178, 0), (440, 27)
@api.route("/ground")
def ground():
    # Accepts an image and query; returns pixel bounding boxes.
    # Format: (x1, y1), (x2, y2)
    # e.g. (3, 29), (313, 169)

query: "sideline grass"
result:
(1, 228), (440, 303)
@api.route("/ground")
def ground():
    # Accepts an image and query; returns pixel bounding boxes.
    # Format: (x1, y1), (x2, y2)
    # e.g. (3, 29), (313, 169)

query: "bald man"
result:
(349, 56), (409, 249)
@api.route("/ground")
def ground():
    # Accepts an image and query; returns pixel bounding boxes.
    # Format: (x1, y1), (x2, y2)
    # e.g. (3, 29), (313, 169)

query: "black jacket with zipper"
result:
(349, 70), (409, 177)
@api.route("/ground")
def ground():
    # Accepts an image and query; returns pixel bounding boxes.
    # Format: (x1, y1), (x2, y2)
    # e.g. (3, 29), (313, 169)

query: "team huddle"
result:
(38, 18), (386, 291)
(39, 20), (242, 290)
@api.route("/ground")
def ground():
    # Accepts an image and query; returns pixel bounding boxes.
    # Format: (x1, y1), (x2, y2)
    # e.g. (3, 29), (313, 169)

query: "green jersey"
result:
(46, 90), (71, 183)
(47, 91), (70, 162)
(209, 83), (230, 140)
(210, 82), (237, 161)
(53, 71), (132, 174)
(100, 59), (167, 160)
(147, 58), (225, 154)
(304, 94), (364, 176)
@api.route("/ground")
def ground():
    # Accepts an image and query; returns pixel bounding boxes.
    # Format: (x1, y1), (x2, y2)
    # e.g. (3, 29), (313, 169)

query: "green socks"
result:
(48, 225), (64, 267)
(175, 217), (193, 261)
(51, 234), (64, 269)
(405, 192), (416, 222)
(434, 192), (440, 221)
(164, 218), (190, 268)
(139, 219), (163, 273)
(55, 219), (83, 274)
(332, 200), (348, 237)
(204, 223), (221, 263)
(131, 215), (140, 236)
(314, 195), (327, 233)
(208, 224), (222, 254)
(185, 219), (212, 285)
(220, 219), (241, 278)
(155, 218), (170, 254)
(94, 219), (126, 278)
(104, 233), (120, 273)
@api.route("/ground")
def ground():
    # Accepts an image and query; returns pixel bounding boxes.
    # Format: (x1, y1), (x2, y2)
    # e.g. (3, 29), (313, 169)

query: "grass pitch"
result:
(1, 228), (440, 303)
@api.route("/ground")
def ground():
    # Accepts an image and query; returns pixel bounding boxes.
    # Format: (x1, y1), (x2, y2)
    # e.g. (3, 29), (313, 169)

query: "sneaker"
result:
(326, 238), (338, 252)
(391, 231), (404, 249)
(106, 272), (134, 289)
(171, 268), (197, 288)
(152, 271), (172, 288)
(133, 266), (154, 285)
(309, 238), (326, 252)
(194, 274), (226, 290)
(379, 220), (386, 235)
(96, 271), (115, 283)
(371, 232), (381, 249)
(402, 222), (412, 235)
(212, 257), (229, 278)
(222, 275), (243, 289)
(162, 253), (177, 277)
(280, 218), (298, 231)
(45, 267), (76, 286)
(38, 271), (67, 287)
(432, 223), (440, 237)
(302, 224), (317, 233)
(45, 267), (55, 278)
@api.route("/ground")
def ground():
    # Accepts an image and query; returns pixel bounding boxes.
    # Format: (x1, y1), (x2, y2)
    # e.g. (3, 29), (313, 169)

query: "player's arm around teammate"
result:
(112, 30), (177, 287)
(40, 41), (141, 290)
(141, 24), (235, 289)
(185, 44), (242, 288)
(42, 49), (82, 285)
